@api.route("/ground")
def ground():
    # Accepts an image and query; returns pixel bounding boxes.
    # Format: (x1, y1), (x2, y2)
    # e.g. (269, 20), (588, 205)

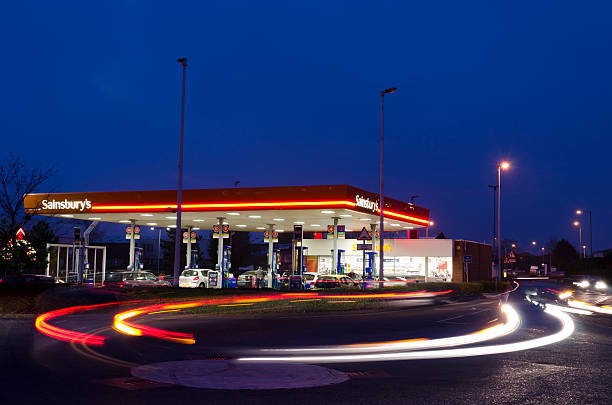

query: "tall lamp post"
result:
(573, 221), (582, 257)
(379, 87), (396, 287)
(173, 58), (188, 287)
(496, 161), (510, 280)
(488, 185), (497, 262)
(576, 210), (592, 257)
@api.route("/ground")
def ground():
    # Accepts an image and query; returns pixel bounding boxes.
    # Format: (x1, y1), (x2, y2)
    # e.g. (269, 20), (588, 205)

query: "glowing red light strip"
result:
(91, 200), (429, 225)
(34, 302), (119, 346)
(92, 200), (355, 211)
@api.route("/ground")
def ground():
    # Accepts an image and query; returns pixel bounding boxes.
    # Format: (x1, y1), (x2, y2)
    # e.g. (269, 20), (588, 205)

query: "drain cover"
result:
(131, 360), (349, 390)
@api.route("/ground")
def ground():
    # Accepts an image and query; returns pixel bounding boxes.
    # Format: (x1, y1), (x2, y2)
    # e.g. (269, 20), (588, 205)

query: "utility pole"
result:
(173, 58), (188, 287)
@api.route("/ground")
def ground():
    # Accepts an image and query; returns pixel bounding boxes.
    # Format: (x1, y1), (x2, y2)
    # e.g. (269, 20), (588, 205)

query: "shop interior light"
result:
(168, 225), (176, 228)
(227, 212), (240, 216)
(236, 224), (247, 227)
(165, 216), (177, 219)
(119, 220), (130, 223)
(146, 223), (157, 226)
(273, 218), (285, 221)
(88, 217), (101, 220)
(193, 219), (205, 222)
(248, 215), (261, 218)
(256, 227), (266, 230)
(276, 229), (284, 232)
(294, 221), (305, 224)
(60, 214), (74, 218)
(391, 224), (400, 227)
(360, 218), (370, 221)
(311, 224), (321, 227)
(140, 214), (153, 217)
(321, 210), (335, 214)
(339, 214), (352, 217)
(193, 227), (200, 230)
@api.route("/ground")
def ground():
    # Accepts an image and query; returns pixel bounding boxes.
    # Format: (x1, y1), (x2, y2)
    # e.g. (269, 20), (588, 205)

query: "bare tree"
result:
(0, 154), (54, 252)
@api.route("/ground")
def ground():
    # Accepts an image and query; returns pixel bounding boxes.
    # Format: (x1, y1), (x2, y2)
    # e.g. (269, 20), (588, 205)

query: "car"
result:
(313, 274), (360, 289)
(383, 276), (410, 287)
(302, 272), (318, 289)
(572, 276), (608, 292)
(104, 271), (171, 288)
(179, 269), (213, 288)
(237, 270), (259, 288)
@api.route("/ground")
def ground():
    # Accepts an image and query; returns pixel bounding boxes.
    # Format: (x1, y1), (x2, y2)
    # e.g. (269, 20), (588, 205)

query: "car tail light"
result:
(193, 276), (199, 281)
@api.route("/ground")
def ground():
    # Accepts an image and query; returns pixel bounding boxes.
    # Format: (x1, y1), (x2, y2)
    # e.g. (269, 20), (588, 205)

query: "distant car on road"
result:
(573, 276), (608, 292)
(179, 269), (213, 288)
(104, 271), (171, 289)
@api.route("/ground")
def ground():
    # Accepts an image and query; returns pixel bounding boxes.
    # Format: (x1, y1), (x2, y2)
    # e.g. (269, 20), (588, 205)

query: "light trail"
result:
(567, 300), (612, 315)
(110, 290), (453, 344)
(34, 302), (120, 346)
(261, 305), (519, 354)
(237, 304), (574, 363)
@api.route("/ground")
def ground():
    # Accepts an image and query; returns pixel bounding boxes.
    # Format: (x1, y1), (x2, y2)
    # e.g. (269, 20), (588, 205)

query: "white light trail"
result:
(261, 305), (520, 354)
(238, 305), (574, 363)
(568, 300), (612, 315)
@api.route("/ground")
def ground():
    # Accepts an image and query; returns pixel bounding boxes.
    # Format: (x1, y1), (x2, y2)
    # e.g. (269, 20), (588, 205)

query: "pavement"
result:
(1, 279), (611, 404)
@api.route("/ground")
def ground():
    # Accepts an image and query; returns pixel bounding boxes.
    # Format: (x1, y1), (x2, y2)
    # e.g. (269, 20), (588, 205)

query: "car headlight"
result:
(595, 281), (607, 289)
(574, 280), (590, 288)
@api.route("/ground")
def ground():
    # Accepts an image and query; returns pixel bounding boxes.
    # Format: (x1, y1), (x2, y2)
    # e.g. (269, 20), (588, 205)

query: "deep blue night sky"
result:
(1, 1), (610, 252)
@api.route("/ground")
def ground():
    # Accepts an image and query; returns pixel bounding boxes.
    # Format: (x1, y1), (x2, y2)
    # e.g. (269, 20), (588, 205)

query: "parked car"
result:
(313, 274), (359, 289)
(179, 269), (213, 288)
(383, 276), (410, 287)
(104, 271), (171, 288)
(237, 270), (258, 288)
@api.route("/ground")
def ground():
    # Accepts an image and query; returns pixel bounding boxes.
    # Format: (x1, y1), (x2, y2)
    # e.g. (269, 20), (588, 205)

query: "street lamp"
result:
(496, 161), (510, 280)
(582, 245), (586, 258)
(379, 87), (396, 287)
(576, 209), (592, 257)
(173, 57), (188, 287)
(511, 243), (516, 248)
(573, 221), (582, 257)
(426, 220), (434, 238)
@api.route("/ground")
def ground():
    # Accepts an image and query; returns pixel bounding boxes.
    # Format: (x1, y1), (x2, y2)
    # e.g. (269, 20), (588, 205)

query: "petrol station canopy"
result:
(24, 184), (430, 232)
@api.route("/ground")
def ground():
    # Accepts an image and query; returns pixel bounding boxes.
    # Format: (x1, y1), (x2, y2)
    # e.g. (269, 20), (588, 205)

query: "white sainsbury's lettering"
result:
(355, 195), (379, 212)
(41, 199), (92, 211)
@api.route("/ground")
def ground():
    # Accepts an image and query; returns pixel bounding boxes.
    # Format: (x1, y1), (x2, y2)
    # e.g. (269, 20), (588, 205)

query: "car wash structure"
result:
(24, 184), (435, 285)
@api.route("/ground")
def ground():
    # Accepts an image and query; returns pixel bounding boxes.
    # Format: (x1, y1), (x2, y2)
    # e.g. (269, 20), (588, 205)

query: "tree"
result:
(26, 220), (58, 270)
(0, 155), (54, 272)
(552, 239), (578, 271)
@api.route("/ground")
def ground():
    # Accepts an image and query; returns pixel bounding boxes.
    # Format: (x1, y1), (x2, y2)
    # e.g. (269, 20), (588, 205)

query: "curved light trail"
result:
(34, 302), (120, 346)
(237, 304), (574, 363)
(261, 304), (519, 354)
(110, 291), (453, 344)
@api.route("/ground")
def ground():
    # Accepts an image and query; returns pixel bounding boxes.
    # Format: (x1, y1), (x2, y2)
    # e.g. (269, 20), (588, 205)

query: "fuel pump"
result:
(135, 247), (143, 271)
(337, 249), (345, 274)
(365, 252), (377, 280)
(222, 246), (231, 287)
(190, 248), (199, 269)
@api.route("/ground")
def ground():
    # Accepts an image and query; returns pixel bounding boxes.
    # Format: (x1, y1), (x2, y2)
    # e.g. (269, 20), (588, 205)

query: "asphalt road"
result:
(1, 280), (611, 405)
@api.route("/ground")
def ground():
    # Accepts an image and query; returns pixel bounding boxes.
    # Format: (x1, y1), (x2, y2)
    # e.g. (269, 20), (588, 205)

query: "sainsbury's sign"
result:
(41, 199), (92, 211)
(355, 194), (379, 212)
